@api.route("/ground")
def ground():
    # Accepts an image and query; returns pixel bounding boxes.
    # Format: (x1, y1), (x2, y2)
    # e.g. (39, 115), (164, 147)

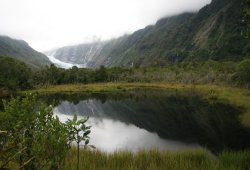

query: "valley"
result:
(0, 0), (250, 169)
(45, 0), (249, 68)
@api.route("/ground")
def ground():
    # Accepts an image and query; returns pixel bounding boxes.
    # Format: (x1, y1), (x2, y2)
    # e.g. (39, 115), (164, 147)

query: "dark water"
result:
(38, 89), (250, 153)
(2, 89), (250, 152)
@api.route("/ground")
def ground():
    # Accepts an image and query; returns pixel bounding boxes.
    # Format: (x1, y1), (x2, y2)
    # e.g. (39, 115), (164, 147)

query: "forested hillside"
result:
(48, 0), (249, 68)
(108, 0), (249, 66)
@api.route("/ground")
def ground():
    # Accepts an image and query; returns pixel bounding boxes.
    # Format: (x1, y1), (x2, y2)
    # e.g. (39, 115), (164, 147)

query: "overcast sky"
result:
(0, 0), (211, 51)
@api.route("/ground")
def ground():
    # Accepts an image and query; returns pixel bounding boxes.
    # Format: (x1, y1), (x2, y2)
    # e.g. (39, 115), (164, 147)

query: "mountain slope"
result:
(0, 36), (51, 68)
(105, 0), (249, 66)
(46, 42), (105, 68)
(48, 0), (249, 68)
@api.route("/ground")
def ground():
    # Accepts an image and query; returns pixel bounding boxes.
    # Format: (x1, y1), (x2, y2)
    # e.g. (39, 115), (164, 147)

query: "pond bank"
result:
(21, 83), (250, 127)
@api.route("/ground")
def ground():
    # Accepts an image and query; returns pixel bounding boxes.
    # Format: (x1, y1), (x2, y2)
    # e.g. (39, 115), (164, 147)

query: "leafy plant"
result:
(66, 114), (93, 170)
(0, 94), (92, 169)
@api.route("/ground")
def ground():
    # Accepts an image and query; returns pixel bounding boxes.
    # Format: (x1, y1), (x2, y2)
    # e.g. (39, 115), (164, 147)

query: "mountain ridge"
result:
(46, 0), (249, 68)
(0, 36), (51, 68)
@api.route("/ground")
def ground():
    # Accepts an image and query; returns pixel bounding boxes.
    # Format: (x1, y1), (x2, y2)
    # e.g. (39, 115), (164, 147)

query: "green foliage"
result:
(234, 59), (250, 86)
(0, 56), (31, 94)
(1, 56), (249, 95)
(31, 61), (237, 86)
(0, 94), (67, 169)
(66, 115), (92, 148)
(45, 0), (249, 68)
(0, 94), (91, 169)
(66, 115), (93, 170)
(95, 65), (108, 82)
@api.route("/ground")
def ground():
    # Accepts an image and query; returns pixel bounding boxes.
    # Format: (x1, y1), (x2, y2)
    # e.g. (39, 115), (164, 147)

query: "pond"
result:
(40, 89), (250, 153)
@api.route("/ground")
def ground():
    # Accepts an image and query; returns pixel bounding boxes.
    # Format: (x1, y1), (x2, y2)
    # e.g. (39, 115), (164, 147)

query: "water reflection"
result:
(54, 107), (200, 152)
(41, 90), (250, 152)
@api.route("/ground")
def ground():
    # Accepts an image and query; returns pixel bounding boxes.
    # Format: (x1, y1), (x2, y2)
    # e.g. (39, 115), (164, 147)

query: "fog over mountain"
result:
(45, 0), (248, 68)
(0, 0), (211, 51)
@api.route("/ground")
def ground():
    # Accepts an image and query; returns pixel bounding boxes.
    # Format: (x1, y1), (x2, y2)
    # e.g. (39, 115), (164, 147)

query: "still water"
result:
(54, 100), (200, 152)
(41, 90), (250, 152)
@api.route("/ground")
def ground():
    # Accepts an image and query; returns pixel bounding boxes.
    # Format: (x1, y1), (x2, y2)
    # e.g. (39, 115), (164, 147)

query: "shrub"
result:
(234, 59), (250, 86)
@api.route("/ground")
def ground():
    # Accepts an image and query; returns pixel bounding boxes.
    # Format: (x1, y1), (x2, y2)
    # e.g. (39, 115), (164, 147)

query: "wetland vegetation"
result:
(1, 84), (250, 169)
(1, 61), (250, 169)
(0, 0), (250, 169)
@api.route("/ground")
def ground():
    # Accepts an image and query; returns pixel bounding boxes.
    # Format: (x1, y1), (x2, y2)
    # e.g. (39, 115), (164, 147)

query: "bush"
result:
(0, 56), (31, 91)
(234, 59), (250, 86)
(0, 94), (91, 169)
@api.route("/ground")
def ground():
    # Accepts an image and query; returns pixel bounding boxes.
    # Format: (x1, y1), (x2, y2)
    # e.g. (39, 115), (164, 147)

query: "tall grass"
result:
(63, 148), (250, 170)
(218, 150), (250, 170)
(22, 82), (250, 126)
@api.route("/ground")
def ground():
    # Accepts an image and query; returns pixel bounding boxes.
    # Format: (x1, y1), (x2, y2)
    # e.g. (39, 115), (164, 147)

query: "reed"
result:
(63, 148), (250, 170)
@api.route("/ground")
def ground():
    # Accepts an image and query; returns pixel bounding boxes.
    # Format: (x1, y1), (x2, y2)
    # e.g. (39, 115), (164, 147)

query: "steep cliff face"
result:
(47, 0), (249, 68)
(0, 36), (51, 68)
(190, 0), (248, 60)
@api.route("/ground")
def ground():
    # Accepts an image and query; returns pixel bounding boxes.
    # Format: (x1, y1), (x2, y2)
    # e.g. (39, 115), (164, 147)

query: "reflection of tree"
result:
(40, 90), (250, 153)
(39, 89), (163, 106)
(115, 96), (250, 153)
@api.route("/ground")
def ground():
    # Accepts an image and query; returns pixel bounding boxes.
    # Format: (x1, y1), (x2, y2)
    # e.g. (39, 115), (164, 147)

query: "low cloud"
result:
(0, 0), (211, 51)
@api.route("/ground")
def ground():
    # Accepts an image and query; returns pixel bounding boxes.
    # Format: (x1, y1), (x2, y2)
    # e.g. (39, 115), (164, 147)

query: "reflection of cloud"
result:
(55, 111), (200, 152)
(90, 118), (200, 152)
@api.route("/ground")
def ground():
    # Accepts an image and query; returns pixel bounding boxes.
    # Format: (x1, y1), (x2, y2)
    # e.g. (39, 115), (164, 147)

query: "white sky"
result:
(0, 0), (211, 51)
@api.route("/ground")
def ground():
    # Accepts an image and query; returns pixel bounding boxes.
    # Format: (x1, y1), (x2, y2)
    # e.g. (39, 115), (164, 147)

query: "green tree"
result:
(95, 65), (108, 82)
(234, 59), (250, 86)
(45, 64), (63, 84)
(0, 57), (31, 93)
(0, 94), (92, 169)
(0, 94), (82, 169)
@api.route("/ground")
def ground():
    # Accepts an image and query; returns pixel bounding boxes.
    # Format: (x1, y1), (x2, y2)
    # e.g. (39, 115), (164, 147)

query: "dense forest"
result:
(0, 56), (250, 97)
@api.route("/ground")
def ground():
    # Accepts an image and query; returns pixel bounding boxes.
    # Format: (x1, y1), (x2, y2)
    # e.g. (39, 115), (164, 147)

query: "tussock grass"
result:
(218, 150), (250, 170)
(63, 148), (250, 170)
(22, 82), (250, 126)
(11, 83), (250, 169)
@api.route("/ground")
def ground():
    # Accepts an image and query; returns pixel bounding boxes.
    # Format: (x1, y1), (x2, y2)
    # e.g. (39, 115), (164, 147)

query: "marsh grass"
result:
(63, 148), (250, 170)
(3, 149), (250, 169)
(22, 82), (250, 126)
(4, 83), (250, 169)
(215, 150), (250, 170)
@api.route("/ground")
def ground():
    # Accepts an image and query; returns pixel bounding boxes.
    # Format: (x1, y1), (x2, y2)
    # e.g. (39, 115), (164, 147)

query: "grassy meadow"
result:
(63, 148), (250, 170)
(4, 148), (250, 170)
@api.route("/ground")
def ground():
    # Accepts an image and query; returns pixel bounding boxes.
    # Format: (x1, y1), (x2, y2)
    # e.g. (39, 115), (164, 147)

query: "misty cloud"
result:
(0, 0), (211, 51)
